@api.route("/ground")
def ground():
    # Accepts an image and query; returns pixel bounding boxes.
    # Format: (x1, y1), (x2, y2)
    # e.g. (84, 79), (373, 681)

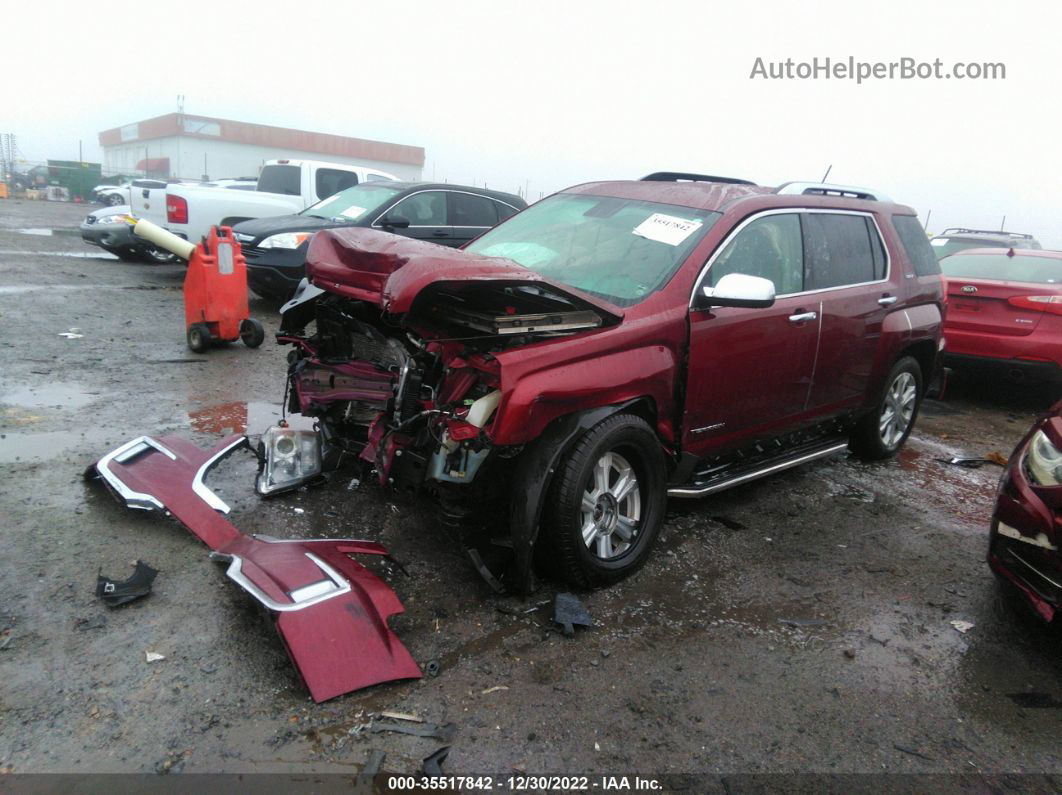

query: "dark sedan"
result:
(234, 182), (526, 301)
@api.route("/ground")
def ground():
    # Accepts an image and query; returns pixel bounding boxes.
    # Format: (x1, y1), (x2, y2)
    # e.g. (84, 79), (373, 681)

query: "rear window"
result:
(803, 213), (882, 289)
(257, 165), (301, 196)
(940, 253), (1062, 284)
(315, 168), (358, 200)
(894, 215), (942, 276)
(929, 236), (1007, 260)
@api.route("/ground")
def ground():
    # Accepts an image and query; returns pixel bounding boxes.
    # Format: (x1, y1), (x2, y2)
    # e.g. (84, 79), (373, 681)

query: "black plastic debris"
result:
(363, 749), (386, 777)
(935, 456), (1005, 469)
(96, 560), (158, 607)
(554, 592), (593, 636)
(370, 720), (456, 742)
(422, 746), (450, 777)
(424, 659), (441, 677)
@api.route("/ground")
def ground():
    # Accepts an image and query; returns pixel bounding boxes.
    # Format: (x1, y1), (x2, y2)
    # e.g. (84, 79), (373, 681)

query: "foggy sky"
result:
(6, 0), (1062, 245)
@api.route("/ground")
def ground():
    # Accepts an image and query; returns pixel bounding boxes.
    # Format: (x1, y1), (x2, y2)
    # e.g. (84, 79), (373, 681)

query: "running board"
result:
(667, 441), (849, 498)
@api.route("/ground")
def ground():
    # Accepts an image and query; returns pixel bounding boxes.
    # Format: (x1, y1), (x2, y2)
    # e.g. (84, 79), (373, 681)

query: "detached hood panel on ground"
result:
(305, 227), (624, 319)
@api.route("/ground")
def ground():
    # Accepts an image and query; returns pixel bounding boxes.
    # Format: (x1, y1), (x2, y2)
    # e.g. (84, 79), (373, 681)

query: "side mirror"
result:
(697, 273), (776, 309)
(381, 214), (410, 229)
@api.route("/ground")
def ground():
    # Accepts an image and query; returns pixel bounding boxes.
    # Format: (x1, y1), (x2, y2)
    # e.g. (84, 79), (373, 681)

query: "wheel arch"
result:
(897, 339), (937, 392)
(506, 398), (661, 593)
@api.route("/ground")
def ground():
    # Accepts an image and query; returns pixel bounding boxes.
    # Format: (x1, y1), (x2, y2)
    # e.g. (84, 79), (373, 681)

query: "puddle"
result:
(187, 401), (315, 436)
(0, 250), (118, 260)
(898, 444), (998, 524)
(0, 430), (82, 463)
(0, 285), (82, 295)
(17, 228), (54, 236)
(0, 383), (98, 411)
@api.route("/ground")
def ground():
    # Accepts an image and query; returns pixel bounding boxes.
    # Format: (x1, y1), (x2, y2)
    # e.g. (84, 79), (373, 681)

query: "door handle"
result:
(788, 311), (817, 324)
(878, 295), (898, 306)
(432, 231), (450, 237)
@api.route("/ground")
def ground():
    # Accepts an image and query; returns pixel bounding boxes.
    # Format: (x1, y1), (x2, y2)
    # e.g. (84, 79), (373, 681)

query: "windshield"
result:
(464, 193), (720, 307)
(302, 184), (403, 221)
(941, 253), (1062, 284)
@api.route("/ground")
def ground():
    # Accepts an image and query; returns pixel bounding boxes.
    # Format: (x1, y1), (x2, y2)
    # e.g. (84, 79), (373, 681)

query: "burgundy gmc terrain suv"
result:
(274, 172), (945, 590)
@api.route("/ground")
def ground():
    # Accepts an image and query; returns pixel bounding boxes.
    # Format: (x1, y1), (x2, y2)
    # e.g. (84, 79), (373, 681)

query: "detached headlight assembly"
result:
(258, 232), (312, 250)
(1027, 430), (1062, 486)
(256, 427), (322, 496)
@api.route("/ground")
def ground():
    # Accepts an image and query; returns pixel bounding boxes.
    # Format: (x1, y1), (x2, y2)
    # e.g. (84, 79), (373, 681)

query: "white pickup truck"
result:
(137, 159), (398, 243)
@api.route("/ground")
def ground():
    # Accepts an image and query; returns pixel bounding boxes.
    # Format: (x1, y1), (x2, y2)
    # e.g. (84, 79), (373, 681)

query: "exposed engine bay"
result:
(277, 278), (606, 502)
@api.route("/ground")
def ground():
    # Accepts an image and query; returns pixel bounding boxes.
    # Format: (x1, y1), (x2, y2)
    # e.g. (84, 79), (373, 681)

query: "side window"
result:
(387, 191), (448, 225)
(708, 213), (803, 295)
(451, 192), (498, 227)
(892, 214), (941, 276)
(315, 168), (358, 200)
(365, 173), (393, 182)
(494, 201), (519, 222)
(803, 213), (879, 290)
(867, 217), (887, 279)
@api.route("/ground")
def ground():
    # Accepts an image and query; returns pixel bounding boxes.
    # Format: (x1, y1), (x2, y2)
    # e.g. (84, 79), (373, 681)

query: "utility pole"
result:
(821, 164), (832, 182)
(78, 139), (83, 163)
(1000, 215), (1006, 231)
(923, 209), (931, 232)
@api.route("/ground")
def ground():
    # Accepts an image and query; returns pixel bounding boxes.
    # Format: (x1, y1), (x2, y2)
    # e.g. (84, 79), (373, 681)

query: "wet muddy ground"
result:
(2, 199), (1062, 778)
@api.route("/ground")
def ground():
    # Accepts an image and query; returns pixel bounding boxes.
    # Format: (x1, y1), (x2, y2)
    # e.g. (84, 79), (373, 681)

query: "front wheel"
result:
(849, 356), (923, 460)
(542, 413), (667, 588)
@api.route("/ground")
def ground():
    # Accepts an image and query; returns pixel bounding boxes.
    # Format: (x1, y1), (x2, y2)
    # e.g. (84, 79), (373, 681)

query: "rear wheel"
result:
(542, 413), (667, 587)
(240, 318), (265, 348)
(849, 356), (922, 460)
(187, 323), (213, 353)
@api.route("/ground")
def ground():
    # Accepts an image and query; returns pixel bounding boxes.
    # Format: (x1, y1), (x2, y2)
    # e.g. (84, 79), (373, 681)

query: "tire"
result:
(115, 249), (141, 262)
(105, 193), (125, 207)
(187, 323), (213, 353)
(542, 413), (667, 588)
(240, 318), (265, 348)
(140, 245), (177, 265)
(849, 356), (923, 460)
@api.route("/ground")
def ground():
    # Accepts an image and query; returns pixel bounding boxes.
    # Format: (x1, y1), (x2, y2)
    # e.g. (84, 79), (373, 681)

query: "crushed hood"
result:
(305, 227), (624, 319)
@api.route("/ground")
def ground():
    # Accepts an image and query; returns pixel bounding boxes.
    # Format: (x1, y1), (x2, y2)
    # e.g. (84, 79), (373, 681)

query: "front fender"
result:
(492, 345), (678, 446)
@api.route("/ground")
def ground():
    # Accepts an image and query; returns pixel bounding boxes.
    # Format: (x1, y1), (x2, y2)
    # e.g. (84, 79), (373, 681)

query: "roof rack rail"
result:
(774, 182), (892, 202)
(640, 172), (757, 186)
(940, 227), (1033, 239)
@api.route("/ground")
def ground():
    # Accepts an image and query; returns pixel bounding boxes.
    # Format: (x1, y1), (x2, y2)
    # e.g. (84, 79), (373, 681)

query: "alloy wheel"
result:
(580, 451), (641, 560)
(879, 371), (917, 448)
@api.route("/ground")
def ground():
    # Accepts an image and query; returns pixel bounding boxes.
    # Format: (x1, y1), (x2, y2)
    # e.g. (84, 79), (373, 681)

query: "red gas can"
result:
(183, 226), (264, 353)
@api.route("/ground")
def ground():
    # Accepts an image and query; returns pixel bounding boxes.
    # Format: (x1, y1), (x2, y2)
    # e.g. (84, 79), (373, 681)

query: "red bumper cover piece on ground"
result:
(86, 434), (422, 702)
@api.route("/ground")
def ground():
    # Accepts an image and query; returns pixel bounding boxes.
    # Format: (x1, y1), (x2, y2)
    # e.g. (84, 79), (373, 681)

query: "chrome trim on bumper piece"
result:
(192, 436), (248, 514)
(209, 551), (351, 612)
(97, 436), (177, 511)
(1009, 548), (1062, 591)
(668, 442), (849, 498)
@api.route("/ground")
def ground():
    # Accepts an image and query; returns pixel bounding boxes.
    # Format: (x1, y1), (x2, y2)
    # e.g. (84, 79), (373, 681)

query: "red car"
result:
(989, 400), (1062, 621)
(941, 248), (1062, 382)
(272, 174), (945, 589)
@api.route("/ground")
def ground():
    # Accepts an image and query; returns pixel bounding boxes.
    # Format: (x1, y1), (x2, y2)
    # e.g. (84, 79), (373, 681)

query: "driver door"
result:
(683, 212), (821, 458)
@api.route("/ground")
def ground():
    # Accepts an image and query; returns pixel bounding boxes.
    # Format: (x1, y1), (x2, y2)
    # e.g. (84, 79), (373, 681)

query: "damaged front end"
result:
(276, 229), (622, 587)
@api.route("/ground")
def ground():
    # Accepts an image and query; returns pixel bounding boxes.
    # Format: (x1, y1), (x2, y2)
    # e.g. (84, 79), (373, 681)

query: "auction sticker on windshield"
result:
(633, 213), (702, 246)
(340, 206), (368, 219)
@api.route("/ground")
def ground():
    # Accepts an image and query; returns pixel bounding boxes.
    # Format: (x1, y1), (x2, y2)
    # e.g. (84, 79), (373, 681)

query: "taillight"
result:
(1007, 295), (1062, 315)
(166, 194), (188, 224)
